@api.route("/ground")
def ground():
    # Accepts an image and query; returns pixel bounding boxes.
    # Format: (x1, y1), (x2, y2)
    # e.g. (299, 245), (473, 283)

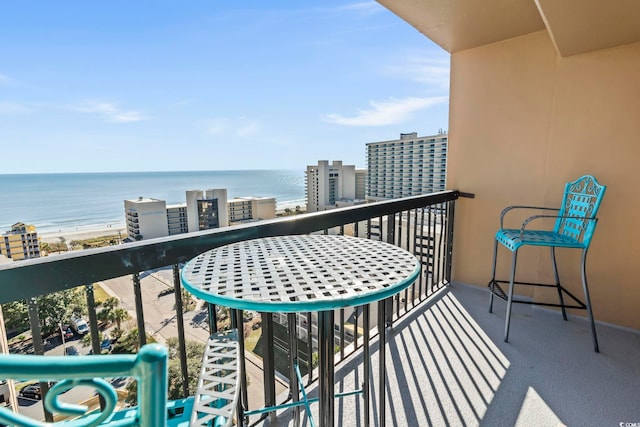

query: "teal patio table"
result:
(181, 234), (421, 427)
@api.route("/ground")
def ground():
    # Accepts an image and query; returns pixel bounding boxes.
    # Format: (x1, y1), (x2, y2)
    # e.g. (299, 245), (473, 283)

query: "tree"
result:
(111, 308), (129, 330)
(3, 289), (86, 336)
(2, 300), (28, 333)
(124, 337), (205, 405)
(165, 337), (205, 399)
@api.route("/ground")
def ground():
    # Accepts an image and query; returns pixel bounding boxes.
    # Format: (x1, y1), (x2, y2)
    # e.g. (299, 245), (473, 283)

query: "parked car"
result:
(62, 326), (74, 341)
(19, 384), (41, 400)
(89, 339), (113, 355)
(65, 346), (80, 356)
(70, 317), (89, 335)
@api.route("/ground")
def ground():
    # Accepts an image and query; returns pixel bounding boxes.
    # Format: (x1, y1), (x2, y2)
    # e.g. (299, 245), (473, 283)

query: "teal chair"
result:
(0, 343), (169, 426)
(488, 175), (606, 352)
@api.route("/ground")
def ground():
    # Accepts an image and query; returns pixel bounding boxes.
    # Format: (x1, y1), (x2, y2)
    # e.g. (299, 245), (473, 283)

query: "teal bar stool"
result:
(488, 175), (606, 352)
(0, 343), (168, 426)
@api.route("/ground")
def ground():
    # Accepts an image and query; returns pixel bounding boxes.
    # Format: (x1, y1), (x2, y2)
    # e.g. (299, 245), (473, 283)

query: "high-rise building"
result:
(366, 132), (448, 201)
(125, 189), (278, 240)
(185, 189), (229, 232)
(124, 198), (169, 240)
(0, 223), (40, 260)
(228, 196), (276, 224)
(305, 160), (366, 212)
(166, 204), (188, 235)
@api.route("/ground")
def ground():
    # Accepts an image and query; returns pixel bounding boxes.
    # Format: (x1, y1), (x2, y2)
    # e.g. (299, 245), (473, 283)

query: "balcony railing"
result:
(0, 190), (467, 425)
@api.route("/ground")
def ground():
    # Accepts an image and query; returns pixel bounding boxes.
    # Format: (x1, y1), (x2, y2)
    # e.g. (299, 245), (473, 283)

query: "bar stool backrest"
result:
(555, 175), (606, 247)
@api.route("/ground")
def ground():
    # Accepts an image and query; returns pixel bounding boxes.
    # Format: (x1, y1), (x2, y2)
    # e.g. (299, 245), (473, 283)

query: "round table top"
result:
(180, 234), (421, 313)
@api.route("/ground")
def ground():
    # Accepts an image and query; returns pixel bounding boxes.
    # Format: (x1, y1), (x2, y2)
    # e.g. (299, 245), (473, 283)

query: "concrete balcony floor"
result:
(266, 283), (640, 426)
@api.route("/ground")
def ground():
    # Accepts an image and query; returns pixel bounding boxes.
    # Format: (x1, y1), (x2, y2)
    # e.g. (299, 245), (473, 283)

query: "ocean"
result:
(0, 170), (306, 235)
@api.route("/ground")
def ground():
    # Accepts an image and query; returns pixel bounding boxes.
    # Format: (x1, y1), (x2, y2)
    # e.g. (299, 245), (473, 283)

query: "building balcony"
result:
(0, 191), (638, 426)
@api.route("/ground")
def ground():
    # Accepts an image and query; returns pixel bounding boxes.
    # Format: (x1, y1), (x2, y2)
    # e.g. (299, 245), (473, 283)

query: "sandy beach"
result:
(39, 226), (127, 244)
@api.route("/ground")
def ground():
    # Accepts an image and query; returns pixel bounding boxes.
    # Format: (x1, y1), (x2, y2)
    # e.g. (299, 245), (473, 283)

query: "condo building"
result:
(305, 160), (366, 212)
(366, 132), (448, 201)
(186, 189), (229, 232)
(166, 204), (188, 235)
(0, 222), (40, 261)
(124, 198), (169, 241)
(125, 189), (275, 240)
(228, 196), (276, 225)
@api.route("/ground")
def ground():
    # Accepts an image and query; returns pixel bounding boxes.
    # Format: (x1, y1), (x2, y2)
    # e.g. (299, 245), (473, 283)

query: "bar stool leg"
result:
(504, 251), (518, 342)
(489, 239), (499, 313)
(550, 247), (568, 320)
(581, 249), (600, 353)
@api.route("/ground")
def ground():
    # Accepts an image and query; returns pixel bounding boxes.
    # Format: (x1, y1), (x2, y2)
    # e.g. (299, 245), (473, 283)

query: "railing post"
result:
(85, 284), (106, 410)
(385, 215), (395, 327)
(85, 284), (101, 355)
(207, 303), (218, 334)
(305, 312), (313, 385)
(132, 272), (146, 346)
(27, 297), (53, 423)
(232, 309), (248, 426)
(261, 312), (276, 422)
(445, 200), (456, 285)
(287, 313), (300, 426)
(172, 264), (190, 397)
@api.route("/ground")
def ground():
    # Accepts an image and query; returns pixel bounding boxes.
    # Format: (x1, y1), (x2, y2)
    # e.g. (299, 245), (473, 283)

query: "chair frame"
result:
(488, 175), (606, 352)
(0, 343), (168, 426)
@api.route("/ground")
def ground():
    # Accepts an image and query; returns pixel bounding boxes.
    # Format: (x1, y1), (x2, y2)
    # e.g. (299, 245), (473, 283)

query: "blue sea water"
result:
(0, 170), (306, 235)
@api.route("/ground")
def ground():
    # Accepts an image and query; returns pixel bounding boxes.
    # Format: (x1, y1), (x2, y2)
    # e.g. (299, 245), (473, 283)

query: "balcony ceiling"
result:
(378, 0), (640, 57)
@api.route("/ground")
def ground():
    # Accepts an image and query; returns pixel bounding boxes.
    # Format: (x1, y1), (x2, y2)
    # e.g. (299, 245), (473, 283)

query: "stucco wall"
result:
(448, 30), (640, 329)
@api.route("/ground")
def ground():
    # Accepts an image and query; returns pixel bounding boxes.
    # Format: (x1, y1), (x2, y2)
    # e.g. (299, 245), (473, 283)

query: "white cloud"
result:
(72, 101), (149, 123)
(324, 96), (448, 126)
(383, 56), (450, 88)
(204, 116), (261, 138)
(0, 101), (30, 114)
(339, 2), (385, 15)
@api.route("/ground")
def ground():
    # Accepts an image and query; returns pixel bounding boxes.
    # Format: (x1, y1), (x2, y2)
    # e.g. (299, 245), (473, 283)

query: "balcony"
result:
(0, 190), (638, 426)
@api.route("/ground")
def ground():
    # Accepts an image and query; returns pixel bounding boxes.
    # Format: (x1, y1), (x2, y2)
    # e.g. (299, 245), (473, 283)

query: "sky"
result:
(0, 1), (450, 174)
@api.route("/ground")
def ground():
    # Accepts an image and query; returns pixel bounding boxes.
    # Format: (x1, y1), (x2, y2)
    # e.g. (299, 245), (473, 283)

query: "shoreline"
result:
(37, 202), (306, 244)
(40, 226), (127, 244)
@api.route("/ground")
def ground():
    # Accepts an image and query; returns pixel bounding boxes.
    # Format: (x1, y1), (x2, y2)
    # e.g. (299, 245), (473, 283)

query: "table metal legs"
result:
(318, 310), (335, 427)
(363, 305), (370, 427)
(378, 299), (387, 427)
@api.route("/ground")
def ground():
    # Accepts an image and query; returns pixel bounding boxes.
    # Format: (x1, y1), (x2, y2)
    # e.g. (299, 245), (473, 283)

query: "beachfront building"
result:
(186, 189), (229, 232)
(124, 190), (277, 239)
(366, 132), (448, 201)
(166, 204), (188, 235)
(0, 222), (40, 261)
(305, 160), (366, 212)
(124, 198), (169, 241)
(228, 196), (276, 225)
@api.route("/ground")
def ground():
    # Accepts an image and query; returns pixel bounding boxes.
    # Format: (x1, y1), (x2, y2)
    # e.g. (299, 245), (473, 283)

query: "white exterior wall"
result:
(228, 197), (276, 224)
(124, 198), (169, 240)
(254, 198), (276, 220)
